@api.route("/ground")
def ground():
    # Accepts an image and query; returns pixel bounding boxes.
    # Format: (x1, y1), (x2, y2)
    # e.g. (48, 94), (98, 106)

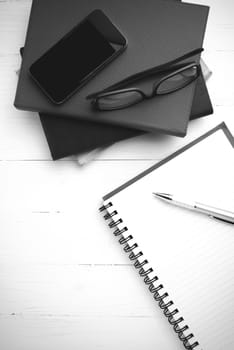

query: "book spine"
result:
(100, 201), (201, 350)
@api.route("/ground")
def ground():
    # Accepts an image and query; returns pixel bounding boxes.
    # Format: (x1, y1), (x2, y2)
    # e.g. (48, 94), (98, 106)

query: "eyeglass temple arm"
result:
(86, 47), (203, 99)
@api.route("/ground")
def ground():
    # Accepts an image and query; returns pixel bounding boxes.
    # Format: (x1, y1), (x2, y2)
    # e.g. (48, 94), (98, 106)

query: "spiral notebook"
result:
(100, 123), (234, 350)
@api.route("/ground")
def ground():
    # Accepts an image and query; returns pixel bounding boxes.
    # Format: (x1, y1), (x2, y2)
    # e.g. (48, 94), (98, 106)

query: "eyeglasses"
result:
(87, 48), (203, 111)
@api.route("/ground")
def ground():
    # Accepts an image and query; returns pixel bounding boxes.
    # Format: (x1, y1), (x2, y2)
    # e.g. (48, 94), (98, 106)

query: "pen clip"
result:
(209, 215), (234, 225)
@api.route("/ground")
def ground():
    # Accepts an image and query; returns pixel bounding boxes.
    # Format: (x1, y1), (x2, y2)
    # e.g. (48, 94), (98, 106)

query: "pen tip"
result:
(153, 192), (172, 200)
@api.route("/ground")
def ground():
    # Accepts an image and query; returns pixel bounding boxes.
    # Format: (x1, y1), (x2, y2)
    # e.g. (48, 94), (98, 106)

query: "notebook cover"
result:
(14, 0), (209, 136)
(101, 122), (234, 349)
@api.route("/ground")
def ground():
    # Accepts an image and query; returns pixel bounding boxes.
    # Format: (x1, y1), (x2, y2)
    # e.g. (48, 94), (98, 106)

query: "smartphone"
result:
(29, 9), (127, 104)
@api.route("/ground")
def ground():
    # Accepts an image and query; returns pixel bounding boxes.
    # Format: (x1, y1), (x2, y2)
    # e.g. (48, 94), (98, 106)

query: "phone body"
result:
(29, 9), (127, 104)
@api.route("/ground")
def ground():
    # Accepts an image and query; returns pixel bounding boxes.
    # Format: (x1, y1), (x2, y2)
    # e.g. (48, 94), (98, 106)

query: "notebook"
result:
(19, 48), (213, 160)
(100, 123), (234, 350)
(14, 0), (209, 136)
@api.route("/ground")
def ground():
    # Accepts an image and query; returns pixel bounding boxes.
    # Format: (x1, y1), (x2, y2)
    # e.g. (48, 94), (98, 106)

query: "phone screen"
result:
(30, 10), (127, 104)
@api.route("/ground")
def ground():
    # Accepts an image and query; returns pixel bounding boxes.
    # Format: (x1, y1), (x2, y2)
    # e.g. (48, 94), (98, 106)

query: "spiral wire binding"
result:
(100, 202), (200, 350)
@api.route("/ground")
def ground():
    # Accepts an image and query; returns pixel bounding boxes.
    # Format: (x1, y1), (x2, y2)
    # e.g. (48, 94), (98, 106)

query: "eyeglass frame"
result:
(91, 63), (200, 110)
(86, 47), (203, 110)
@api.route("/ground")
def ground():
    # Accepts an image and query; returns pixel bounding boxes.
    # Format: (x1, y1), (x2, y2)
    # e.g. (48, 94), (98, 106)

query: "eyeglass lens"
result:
(156, 65), (198, 95)
(97, 90), (143, 110)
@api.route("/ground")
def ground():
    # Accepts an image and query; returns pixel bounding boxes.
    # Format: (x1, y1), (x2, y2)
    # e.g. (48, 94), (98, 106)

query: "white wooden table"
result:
(1, 1), (234, 349)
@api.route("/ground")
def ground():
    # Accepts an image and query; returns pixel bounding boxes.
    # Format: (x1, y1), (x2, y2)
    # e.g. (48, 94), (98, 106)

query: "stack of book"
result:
(14, 0), (213, 161)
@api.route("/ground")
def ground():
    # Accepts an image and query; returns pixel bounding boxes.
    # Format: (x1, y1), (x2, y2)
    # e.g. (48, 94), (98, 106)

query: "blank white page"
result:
(104, 127), (234, 350)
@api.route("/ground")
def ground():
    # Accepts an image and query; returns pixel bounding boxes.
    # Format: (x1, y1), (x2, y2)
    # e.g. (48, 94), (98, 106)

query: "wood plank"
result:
(0, 263), (168, 317)
(0, 160), (155, 264)
(0, 303), (182, 350)
(0, 1), (234, 350)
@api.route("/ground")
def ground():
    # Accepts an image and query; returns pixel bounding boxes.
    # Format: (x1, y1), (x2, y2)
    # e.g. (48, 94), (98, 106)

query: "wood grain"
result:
(1, 0), (234, 349)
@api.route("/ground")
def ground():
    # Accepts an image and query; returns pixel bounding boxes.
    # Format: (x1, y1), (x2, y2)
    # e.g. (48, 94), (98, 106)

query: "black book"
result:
(19, 51), (213, 160)
(15, 0), (209, 136)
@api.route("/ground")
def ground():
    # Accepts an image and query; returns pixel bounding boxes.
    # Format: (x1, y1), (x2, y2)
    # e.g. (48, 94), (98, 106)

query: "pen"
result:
(153, 192), (234, 224)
